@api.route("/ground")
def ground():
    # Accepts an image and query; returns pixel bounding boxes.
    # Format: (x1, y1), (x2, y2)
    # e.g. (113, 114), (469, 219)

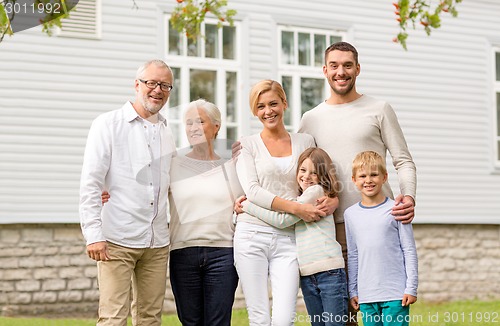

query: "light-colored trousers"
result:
(96, 242), (169, 326)
(234, 222), (299, 326)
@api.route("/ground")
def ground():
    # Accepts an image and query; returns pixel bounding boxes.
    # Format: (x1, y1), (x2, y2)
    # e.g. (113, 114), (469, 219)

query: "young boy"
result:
(344, 151), (418, 326)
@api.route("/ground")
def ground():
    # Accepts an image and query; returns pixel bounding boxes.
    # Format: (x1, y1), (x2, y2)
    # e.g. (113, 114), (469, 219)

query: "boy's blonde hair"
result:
(249, 80), (287, 116)
(352, 151), (387, 177)
(297, 147), (339, 198)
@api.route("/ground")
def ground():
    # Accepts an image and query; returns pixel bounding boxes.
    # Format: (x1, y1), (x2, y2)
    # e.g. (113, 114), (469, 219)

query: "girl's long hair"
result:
(297, 147), (339, 198)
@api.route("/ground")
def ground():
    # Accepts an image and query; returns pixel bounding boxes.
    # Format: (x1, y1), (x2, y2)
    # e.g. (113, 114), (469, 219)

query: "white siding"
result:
(0, 0), (499, 224)
(0, 0), (169, 223)
(235, 0), (500, 224)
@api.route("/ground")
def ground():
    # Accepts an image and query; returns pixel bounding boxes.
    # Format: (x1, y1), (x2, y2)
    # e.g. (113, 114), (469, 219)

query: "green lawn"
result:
(0, 300), (498, 325)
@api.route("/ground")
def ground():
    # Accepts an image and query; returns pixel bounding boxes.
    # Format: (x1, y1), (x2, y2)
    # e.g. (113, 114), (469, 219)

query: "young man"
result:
(298, 41), (417, 325)
(345, 151), (418, 326)
(79, 59), (176, 325)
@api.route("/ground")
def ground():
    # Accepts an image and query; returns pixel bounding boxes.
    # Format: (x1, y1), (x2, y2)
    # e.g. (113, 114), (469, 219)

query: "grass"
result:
(0, 300), (498, 325)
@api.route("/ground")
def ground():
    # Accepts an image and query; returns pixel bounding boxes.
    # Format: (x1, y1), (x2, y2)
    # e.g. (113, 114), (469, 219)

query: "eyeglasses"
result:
(139, 79), (173, 92)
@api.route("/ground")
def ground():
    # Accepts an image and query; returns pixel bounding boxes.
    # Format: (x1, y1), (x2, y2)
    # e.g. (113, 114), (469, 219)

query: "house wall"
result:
(1, 223), (499, 317)
(2, 0), (500, 225)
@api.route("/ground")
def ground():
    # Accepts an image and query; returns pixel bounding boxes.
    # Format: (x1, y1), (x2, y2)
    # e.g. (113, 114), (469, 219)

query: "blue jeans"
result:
(169, 247), (239, 326)
(300, 268), (348, 326)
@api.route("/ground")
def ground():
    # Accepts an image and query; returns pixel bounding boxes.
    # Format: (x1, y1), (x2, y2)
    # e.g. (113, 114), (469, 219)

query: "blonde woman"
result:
(234, 80), (336, 325)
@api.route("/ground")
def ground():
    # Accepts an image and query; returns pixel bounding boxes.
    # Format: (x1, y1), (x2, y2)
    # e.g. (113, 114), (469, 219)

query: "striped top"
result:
(242, 184), (344, 276)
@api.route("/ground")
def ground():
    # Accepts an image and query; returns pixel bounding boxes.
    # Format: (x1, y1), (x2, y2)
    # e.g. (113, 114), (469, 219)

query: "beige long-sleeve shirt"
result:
(169, 155), (244, 251)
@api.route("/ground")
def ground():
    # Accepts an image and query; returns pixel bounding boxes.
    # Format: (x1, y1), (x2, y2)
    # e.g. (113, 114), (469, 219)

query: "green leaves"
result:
(170, 0), (236, 42)
(0, 0), (72, 41)
(393, 0), (462, 50)
(0, 4), (8, 26)
(38, 0), (71, 36)
(0, 1), (13, 42)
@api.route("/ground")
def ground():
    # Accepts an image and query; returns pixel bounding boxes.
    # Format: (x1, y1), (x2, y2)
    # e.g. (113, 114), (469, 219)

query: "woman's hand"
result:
(234, 195), (246, 214)
(101, 191), (110, 205)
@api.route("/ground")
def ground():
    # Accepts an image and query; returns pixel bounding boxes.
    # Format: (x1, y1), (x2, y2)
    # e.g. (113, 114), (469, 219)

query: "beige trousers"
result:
(96, 242), (169, 326)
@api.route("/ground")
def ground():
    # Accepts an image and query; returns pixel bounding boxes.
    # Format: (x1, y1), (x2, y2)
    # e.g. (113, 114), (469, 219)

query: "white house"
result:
(1, 0), (499, 316)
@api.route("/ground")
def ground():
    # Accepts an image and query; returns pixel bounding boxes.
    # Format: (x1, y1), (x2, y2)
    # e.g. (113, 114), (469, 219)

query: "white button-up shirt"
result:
(79, 102), (176, 248)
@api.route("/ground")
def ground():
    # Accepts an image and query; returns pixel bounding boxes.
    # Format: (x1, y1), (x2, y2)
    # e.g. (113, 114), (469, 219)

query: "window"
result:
(279, 26), (344, 131)
(59, 0), (101, 39)
(165, 17), (240, 148)
(495, 49), (500, 165)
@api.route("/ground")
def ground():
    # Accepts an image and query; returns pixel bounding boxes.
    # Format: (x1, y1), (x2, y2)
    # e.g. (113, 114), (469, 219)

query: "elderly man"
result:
(79, 59), (176, 325)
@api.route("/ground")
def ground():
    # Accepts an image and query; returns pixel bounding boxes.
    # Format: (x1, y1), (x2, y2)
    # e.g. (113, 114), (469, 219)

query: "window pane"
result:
(188, 37), (200, 57)
(226, 72), (237, 122)
(329, 35), (342, 46)
(168, 67), (181, 119)
(498, 141), (500, 162)
(227, 126), (237, 142)
(171, 123), (181, 148)
(205, 24), (219, 58)
(281, 76), (293, 126)
(300, 78), (324, 115)
(281, 31), (294, 65)
(168, 21), (183, 55)
(496, 52), (500, 81)
(223, 26), (236, 59)
(298, 33), (310, 66)
(497, 93), (500, 136)
(314, 34), (326, 67)
(189, 69), (217, 103)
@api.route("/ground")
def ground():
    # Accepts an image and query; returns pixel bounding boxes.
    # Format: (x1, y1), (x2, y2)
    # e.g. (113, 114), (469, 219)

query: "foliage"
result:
(1, 0), (462, 49)
(0, 0), (14, 41)
(38, 0), (70, 35)
(394, 0), (462, 50)
(170, 0), (236, 41)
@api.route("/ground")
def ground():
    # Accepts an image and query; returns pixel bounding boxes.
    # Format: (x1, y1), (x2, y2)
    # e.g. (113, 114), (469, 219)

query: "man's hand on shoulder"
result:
(316, 196), (339, 216)
(231, 141), (242, 161)
(392, 195), (415, 224)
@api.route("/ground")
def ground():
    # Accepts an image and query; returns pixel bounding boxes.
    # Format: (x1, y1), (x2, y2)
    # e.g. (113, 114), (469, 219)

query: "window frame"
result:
(164, 16), (242, 148)
(278, 25), (345, 131)
(493, 47), (500, 169)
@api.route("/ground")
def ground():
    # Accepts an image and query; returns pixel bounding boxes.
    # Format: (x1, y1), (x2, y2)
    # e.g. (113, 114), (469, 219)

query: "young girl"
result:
(241, 147), (348, 326)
